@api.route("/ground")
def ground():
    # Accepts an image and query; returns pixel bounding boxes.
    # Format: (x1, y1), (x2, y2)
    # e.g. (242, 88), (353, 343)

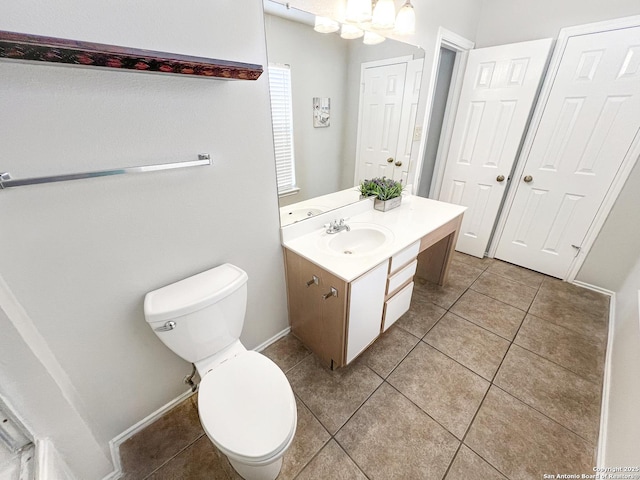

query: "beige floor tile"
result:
(465, 387), (594, 480)
(336, 383), (459, 480)
(296, 440), (367, 480)
(354, 326), (420, 378)
(486, 260), (544, 289)
(278, 398), (331, 479)
(414, 261), (484, 309)
(120, 396), (204, 479)
(471, 272), (538, 311)
(452, 251), (494, 271)
(444, 445), (508, 480)
(286, 355), (382, 434)
(529, 278), (609, 343)
(146, 435), (240, 480)
(261, 333), (311, 373)
(494, 345), (601, 444)
(450, 289), (525, 340)
(424, 313), (510, 380)
(388, 343), (489, 439)
(395, 292), (447, 338)
(515, 314), (606, 385)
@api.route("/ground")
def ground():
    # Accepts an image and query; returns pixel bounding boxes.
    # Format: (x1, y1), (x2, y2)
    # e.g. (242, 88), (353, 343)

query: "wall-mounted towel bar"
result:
(0, 154), (211, 190)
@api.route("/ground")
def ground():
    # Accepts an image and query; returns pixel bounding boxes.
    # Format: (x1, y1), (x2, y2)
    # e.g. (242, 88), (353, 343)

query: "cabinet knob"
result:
(306, 275), (319, 287)
(496, 174), (505, 182)
(322, 287), (338, 299)
(395, 161), (403, 167)
(387, 157), (394, 163)
(523, 175), (533, 183)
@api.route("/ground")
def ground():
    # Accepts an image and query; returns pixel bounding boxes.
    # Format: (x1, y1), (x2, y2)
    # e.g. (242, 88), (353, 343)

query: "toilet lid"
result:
(198, 351), (296, 462)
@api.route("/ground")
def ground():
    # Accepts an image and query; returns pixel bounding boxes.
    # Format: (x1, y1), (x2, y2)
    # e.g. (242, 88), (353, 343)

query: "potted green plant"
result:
(358, 177), (404, 211)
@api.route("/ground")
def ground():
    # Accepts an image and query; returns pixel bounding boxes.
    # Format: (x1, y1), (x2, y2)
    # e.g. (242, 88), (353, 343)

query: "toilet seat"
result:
(198, 351), (297, 464)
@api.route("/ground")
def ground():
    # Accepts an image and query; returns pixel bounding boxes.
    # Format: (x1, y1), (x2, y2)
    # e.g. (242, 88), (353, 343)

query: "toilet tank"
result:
(144, 264), (248, 364)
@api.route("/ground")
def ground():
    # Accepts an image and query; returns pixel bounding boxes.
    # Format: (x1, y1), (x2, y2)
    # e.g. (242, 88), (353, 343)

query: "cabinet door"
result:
(284, 250), (347, 368)
(346, 261), (388, 364)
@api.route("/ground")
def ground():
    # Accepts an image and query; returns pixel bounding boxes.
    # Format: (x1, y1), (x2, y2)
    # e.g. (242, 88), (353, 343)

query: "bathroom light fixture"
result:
(394, 1), (416, 34)
(345, 0), (372, 23)
(371, 0), (396, 29)
(340, 23), (364, 39)
(363, 31), (385, 45)
(314, 16), (340, 33)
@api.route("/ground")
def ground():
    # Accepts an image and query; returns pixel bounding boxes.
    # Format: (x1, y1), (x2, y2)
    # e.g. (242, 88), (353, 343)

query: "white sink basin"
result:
(319, 223), (394, 256)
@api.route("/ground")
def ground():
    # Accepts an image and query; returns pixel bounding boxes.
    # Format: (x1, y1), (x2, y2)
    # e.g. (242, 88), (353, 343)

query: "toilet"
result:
(143, 264), (297, 480)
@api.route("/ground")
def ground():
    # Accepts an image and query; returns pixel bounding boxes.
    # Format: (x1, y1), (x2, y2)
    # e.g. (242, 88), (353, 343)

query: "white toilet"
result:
(143, 263), (297, 480)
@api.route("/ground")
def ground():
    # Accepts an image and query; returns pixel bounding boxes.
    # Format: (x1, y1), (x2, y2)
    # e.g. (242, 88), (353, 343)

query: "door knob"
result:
(523, 175), (533, 183)
(387, 157), (394, 163)
(496, 175), (505, 182)
(395, 161), (403, 167)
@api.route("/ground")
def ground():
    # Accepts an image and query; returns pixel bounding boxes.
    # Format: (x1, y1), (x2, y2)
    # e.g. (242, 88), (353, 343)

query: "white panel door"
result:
(495, 26), (640, 278)
(395, 59), (424, 184)
(439, 39), (552, 257)
(355, 61), (408, 182)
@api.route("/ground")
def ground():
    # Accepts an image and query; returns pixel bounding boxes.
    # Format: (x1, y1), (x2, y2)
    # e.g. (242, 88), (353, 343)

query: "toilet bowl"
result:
(198, 349), (296, 479)
(144, 264), (297, 480)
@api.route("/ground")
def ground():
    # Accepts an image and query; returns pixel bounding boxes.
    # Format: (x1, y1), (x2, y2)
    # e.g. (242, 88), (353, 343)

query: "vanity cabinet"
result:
(282, 208), (464, 369)
(284, 244), (421, 369)
(284, 250), (388, 368)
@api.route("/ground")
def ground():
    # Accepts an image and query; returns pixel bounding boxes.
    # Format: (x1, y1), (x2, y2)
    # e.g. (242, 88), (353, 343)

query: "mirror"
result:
(264, 1), (427, 226)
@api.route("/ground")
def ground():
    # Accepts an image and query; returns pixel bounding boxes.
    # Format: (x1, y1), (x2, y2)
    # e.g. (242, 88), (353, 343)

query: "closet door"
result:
(495, 26), (640, 279)
(438, 39), (552, 258)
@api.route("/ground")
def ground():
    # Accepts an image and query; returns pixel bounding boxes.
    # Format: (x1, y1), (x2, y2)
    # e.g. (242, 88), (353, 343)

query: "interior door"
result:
(395, 58), (424, 184)
(355, 60), (408, 182)
(438, 39), (552, 257)
(495, 26), (640, 278)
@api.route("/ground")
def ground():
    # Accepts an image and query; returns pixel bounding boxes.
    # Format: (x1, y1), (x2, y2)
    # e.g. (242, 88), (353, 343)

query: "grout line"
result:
(141, 433), (206, 480)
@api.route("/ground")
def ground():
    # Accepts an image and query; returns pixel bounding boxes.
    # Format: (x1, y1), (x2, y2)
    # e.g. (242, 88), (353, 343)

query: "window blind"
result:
(268, 63), (297, 195)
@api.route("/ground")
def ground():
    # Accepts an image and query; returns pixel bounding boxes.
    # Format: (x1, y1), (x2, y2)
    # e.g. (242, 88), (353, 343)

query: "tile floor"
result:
(119, 252), (609, 480)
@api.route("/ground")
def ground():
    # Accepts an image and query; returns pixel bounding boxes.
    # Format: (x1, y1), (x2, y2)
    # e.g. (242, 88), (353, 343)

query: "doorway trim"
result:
(411, 27), (474, 198)
(488, 14), (640, 282)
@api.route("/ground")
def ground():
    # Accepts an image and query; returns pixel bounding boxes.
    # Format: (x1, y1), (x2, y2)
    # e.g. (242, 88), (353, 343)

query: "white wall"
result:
(0, 0), (287, 477)
(475, 0), (640, 47)
(604, 260), (640, 464)
(265, 13), (350, 205)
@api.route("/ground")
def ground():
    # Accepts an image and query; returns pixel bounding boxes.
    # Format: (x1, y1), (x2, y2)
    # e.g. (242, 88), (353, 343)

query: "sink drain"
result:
(343, 250), (354, 255)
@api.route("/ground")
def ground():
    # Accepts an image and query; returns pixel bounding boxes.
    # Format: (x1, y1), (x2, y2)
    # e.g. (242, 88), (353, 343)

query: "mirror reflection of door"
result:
(263, 1), (426, 225)
(354, 56), (424, 184)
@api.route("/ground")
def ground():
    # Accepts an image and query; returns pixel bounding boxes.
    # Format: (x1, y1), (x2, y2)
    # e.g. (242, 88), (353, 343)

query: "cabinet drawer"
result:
(387, 259), (417, 296)
(382, 281), (414, 332)
(389, 241), (420, 274)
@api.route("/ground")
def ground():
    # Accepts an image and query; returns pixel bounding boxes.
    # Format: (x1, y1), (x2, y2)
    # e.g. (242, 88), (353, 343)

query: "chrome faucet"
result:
(326, 218), (350, 234)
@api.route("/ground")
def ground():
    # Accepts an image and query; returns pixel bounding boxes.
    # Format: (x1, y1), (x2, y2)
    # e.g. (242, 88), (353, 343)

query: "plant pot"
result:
(374, 196), (402, 212)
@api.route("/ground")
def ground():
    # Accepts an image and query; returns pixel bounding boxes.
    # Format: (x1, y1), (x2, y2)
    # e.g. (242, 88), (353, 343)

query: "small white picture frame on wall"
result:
(313, 97), (330, 127)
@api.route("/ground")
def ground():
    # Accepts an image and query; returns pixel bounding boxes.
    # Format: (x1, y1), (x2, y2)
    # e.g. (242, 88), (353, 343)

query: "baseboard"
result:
(103, 325), (292, 480)
(572, 281), (615, 468)
(104, 389), (194, 480)
(571, 280), (615, 297)
(253, 326), (291, 352)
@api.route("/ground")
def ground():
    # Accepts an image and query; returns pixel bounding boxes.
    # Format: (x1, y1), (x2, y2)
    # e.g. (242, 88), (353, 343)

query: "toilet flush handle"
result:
(155, 321), (176, 332)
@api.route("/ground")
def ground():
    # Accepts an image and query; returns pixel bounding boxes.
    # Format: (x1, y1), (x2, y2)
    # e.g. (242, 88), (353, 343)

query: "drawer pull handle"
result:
(322, 287), (338, 299)
(306, 275), (319, 287)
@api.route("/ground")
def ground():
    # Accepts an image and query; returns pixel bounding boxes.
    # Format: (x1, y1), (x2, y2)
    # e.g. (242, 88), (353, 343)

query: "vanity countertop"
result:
(281, 195), (466, 282)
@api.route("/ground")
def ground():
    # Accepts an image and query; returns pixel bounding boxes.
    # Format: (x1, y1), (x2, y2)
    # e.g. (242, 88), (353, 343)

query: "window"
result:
(268, 63), (298, 196)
